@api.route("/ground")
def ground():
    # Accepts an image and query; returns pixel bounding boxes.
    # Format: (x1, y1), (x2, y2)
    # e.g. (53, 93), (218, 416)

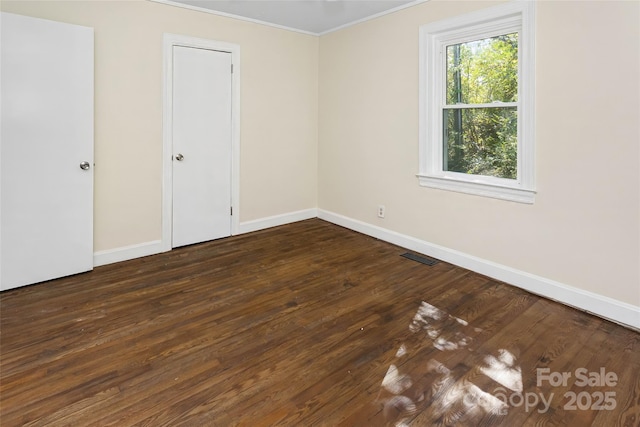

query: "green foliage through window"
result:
(444, 33), (518, 179)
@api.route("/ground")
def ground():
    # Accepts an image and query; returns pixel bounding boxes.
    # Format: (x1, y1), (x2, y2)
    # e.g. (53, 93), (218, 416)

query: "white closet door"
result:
(1, 12), (94, 290)
(172, 46), (232, 248)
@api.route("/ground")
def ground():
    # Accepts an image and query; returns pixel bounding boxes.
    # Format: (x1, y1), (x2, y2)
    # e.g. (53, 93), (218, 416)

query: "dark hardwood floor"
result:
(1, 219), (638, 426)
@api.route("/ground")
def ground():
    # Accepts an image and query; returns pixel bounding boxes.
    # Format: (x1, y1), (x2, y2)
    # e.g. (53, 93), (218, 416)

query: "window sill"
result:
(417, 174), (536, 204)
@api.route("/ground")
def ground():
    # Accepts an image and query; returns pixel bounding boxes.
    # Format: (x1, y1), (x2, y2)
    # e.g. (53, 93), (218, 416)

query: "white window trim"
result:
(418, 1), (536, 204)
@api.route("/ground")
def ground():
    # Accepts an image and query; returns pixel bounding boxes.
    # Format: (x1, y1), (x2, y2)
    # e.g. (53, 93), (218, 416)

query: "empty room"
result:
(0, 0), (638, 425)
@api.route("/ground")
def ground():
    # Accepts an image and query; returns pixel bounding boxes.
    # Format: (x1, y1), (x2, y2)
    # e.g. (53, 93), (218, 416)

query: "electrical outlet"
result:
(377, 205), (385, 218)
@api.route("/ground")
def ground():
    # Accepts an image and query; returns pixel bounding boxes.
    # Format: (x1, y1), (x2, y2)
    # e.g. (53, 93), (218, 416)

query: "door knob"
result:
(175, 153), (184, 161)
(79, 161), (91, 170)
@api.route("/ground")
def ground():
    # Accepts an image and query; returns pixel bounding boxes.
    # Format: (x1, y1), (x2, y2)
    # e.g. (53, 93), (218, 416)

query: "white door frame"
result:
(162, 33), (240, 252)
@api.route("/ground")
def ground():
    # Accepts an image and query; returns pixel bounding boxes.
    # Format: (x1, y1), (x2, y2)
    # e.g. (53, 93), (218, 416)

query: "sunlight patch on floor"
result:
(377, 301), (523, 425)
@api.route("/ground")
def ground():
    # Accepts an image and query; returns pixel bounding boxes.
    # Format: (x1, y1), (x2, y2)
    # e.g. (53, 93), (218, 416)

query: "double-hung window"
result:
(419, 2), (535, 203)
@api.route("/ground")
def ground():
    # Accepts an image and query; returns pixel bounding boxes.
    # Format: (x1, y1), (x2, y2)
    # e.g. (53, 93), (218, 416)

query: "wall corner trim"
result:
(237, 208), (318, 234)
(94, 240), (164, 267)
(92, 208), (317, 268)
(317, 209), (640, 330)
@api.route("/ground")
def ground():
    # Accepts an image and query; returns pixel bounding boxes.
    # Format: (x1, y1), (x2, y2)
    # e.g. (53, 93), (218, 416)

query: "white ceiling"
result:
(163, 0), (421, 35)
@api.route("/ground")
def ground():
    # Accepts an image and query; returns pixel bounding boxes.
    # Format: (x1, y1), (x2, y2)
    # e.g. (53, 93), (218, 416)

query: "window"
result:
(419, 2), (535, 203)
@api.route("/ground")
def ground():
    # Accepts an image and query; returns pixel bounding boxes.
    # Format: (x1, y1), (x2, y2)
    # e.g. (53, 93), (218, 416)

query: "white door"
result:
(172, 46), (232, 248)
(0, 13), (94, 290)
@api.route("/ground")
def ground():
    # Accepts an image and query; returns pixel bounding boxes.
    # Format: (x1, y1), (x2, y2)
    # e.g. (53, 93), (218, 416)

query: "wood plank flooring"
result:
(1, 219), (638, 426)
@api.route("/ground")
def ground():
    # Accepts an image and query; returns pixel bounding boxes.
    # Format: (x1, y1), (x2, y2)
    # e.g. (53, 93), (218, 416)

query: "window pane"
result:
(446, 33), (518, 105)
(443, 107), (517, 179)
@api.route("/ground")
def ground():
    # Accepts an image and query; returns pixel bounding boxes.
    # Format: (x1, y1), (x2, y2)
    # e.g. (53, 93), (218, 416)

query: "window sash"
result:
(442, 105), (518, 179)
(438, 34), (521, 180)
(436, 28), (522, 180)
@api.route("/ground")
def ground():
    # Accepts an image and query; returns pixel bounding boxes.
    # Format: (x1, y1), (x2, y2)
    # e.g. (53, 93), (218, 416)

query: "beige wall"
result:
(1, 0), (319, 252)
(319, 0), (640, 306)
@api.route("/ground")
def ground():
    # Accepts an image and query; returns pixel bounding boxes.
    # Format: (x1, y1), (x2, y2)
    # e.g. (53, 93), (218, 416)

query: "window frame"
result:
(418, 1), (536, 204)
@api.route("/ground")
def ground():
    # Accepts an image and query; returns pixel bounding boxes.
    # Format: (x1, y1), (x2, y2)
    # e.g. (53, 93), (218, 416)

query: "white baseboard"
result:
(318, 209), (640, 330)
(93, 209), (317, 268)
(90, 209), (639, 330)
(94, 240), (163, 267)
(237, 208), (318, 234)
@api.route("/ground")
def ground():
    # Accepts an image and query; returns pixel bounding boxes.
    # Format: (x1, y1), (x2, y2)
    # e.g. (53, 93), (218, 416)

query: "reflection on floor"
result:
(378, 301), (524, 425)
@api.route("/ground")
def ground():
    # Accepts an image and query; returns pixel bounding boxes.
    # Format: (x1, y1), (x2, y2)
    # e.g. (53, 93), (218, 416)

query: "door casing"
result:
(162, 33), (240, 252)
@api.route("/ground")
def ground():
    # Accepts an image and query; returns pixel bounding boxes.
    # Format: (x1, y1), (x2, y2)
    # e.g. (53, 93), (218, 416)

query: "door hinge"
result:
(231, 63), (234, 74)
(230, 206), (233, 215)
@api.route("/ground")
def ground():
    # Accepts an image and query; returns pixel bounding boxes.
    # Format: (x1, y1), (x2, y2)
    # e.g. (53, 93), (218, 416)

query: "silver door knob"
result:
(79, 161), (91, 170)
(175, 153), (184, 161)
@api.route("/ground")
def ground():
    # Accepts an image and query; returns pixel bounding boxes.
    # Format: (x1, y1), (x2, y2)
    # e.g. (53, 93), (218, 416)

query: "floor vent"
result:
(401, 252), (439, 266)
